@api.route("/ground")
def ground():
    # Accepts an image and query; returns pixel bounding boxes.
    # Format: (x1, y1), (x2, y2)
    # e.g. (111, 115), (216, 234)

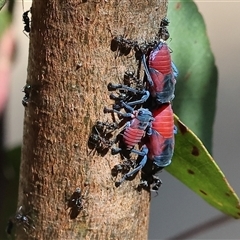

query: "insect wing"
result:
(148, 67), (165, 92)
(146, 130), (174, 167)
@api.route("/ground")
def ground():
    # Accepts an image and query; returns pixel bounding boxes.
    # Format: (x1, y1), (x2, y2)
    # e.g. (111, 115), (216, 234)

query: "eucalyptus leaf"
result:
(166, 116), (240, 219)
(168, 0), (218, 152)
(0, 0), (7, 11)
(0, 9), (11, 36)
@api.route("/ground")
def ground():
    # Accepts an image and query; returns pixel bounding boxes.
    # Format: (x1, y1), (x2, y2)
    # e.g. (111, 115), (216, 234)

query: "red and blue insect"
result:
(132, 103), (176, 192)
(108, 18), (178, 107)
(113, 102), (176, 188)
(104, 103), (154, 153)
(104, 103), (156, 185)
(142, 17), (178, 104)
(145, 103), (176, 176)
(108, 41), (178, 107)
(142, 40), (178, 105)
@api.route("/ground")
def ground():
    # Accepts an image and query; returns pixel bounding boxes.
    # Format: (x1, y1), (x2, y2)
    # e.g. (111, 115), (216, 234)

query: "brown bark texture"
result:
(17, 0), (167, 239)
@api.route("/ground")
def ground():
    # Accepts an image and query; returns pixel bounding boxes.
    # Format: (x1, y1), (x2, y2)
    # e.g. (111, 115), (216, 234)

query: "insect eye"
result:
(138, 110), (143, 115)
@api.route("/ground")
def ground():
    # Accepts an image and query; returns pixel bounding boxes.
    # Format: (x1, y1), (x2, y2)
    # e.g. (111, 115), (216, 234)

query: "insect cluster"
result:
(15, 13), (177, 236)
(89, 17), (178, 193)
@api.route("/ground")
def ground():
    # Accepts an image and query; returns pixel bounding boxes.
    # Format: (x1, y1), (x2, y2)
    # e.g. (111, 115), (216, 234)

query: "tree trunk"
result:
(17, 0), (167, 239)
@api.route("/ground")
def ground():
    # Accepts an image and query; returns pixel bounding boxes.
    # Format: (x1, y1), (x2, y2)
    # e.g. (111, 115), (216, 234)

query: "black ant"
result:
(137, 175), (162, 195)
(157, 17), (170, 41)
(22, 84), (31, 107)
(111, 159), (135, 177)
(110, 35), (137, 57)
(88, 121), (117, 155)
(6, 206), (35, 235)
(137, 159), (164, 194)
(66, 188), (88, 219)
(22, 7), (31, 36)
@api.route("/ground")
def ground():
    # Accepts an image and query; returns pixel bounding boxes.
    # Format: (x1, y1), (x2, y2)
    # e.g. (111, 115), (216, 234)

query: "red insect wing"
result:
(149, 68), (165, 94)
(147, 130), (175, 166)
(146, 130), (166, 158)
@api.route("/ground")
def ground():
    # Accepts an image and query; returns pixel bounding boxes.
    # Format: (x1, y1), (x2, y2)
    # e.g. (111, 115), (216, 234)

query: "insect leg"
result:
(123, 91), (150, 106)
(142, 54), (154, 86)
(171, 61), (179, 78)
(103, 107), (132, 118)
(115, 146), (148, 187)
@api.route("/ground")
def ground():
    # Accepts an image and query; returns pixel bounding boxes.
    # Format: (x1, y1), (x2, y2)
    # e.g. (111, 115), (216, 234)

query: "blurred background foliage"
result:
(0, 0), (21, 238)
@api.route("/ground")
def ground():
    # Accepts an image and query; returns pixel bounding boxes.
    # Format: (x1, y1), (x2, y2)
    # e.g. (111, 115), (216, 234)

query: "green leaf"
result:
(166, 116), (240, 219)
(168, 0), (218, 153)
(165, 0), (240, 219)
(0, 9), (11, 36)
(0, 0), (7, 11)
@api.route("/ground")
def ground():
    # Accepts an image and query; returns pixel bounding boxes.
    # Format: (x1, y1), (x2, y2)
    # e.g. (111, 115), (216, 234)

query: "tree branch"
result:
(16, 0), (167, 239)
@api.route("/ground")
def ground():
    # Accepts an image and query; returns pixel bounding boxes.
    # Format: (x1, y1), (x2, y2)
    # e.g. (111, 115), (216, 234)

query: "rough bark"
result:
(17, 0), (167, 239)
